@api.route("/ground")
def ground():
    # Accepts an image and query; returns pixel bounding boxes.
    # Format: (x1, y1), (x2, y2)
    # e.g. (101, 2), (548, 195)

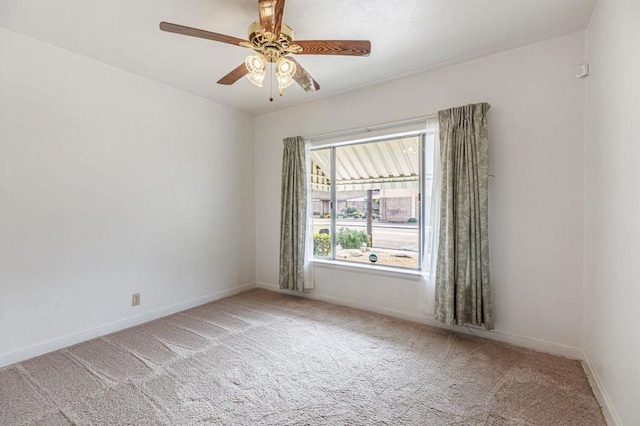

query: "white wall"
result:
(256, 32), (587, 357)
(585, 0), (640, 424)
(0, 28), (255, 366)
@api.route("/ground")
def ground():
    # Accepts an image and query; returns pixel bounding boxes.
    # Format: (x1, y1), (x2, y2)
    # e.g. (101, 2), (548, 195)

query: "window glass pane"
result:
(310, 148), (332, 258)
(334, 137), (420, 269)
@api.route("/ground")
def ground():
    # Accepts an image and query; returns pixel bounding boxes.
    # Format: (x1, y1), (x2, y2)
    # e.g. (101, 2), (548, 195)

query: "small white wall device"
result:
(575, 64), (589, 78)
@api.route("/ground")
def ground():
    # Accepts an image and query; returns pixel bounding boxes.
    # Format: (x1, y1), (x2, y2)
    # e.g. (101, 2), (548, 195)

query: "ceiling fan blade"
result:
(258, 0), (274, 33)
(288, 58), (320, 93)
(292, 40), (371, 57)
(272, 0), (286, 39)
(258, 0), (285, 37)
(217, 63), (249, 85)
(160, 22), (249, 47)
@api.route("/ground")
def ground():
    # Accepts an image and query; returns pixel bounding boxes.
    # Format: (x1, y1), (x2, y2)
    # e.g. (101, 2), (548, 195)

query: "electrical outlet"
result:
(132, 293), (141, 307)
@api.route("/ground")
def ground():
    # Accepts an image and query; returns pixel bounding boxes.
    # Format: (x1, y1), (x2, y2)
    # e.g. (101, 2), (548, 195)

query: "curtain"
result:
(303, 139), (315, 289)
(279, 136), (314, 291)
(434, 103), (494, 330)
(419, 117), (441, 315)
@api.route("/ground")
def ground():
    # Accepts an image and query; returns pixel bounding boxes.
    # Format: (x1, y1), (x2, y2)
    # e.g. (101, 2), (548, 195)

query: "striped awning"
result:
(310, 136), (421, 191)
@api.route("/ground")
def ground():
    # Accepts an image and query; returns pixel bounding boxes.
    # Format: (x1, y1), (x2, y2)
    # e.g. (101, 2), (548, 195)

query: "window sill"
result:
(312, 258), (423, 281)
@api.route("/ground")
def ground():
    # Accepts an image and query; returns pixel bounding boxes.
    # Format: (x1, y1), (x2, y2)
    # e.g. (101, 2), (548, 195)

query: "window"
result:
(310, 130), (435, 271)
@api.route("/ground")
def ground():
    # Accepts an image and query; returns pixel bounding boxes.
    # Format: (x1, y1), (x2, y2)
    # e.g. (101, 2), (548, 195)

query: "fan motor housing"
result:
(247, 21), (295, 61)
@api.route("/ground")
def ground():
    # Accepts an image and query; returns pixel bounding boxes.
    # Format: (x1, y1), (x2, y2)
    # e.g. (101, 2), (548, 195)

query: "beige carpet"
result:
(0, 289), (605, 425)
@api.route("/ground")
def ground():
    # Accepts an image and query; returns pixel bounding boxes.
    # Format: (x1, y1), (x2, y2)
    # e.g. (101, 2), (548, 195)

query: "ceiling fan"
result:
(160, 0), (371, 101)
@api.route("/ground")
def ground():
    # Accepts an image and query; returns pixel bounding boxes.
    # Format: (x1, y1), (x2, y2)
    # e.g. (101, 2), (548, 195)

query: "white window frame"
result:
(310, 129), (428, 273)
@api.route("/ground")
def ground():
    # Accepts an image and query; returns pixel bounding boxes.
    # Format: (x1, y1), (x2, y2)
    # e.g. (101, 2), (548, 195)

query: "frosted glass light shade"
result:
(277, 74), (295, 90)
(245, 54), (267, 87)
(245, 54), (266, 74)
(246, 72), (265, 87)
(275, 57), (296, 90)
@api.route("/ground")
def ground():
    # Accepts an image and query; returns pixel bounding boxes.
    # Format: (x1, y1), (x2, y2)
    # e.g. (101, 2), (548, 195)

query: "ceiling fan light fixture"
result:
(275, 56), (296, 90)
(245, 54), (267, 74)
(246, 72), (266, 87)
(277, 74), (295, 90)
(276, 57), (296, 78)
(245, 54), (267, 87)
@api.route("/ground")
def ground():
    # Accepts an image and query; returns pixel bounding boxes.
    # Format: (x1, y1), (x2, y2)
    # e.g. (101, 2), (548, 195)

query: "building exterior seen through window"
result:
(310, 133), (433, 271)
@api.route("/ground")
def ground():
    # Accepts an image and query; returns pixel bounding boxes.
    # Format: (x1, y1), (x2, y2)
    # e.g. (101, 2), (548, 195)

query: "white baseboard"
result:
(256, 281), (584, 360)
(0, 282), (256, 368)
(582, 351), (621, 426)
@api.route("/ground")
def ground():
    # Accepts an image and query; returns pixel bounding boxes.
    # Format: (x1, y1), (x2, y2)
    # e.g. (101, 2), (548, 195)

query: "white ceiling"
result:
(0, 0), (597, 115)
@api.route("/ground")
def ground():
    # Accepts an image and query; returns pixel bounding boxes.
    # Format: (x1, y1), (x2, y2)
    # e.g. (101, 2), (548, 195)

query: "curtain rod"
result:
(304, 114), (437, 142)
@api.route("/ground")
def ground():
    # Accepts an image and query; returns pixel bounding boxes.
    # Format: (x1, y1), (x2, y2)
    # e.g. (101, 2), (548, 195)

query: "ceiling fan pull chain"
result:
(270, 63), (274, 102)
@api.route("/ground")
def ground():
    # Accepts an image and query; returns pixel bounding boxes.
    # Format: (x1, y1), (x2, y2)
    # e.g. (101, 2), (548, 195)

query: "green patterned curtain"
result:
(279, 136), (308, 291)
(435, 103), (494, 330)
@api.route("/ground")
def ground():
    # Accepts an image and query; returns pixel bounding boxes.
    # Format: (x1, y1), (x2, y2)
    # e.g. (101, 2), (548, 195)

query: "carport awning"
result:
(310, 136), (421, 191)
